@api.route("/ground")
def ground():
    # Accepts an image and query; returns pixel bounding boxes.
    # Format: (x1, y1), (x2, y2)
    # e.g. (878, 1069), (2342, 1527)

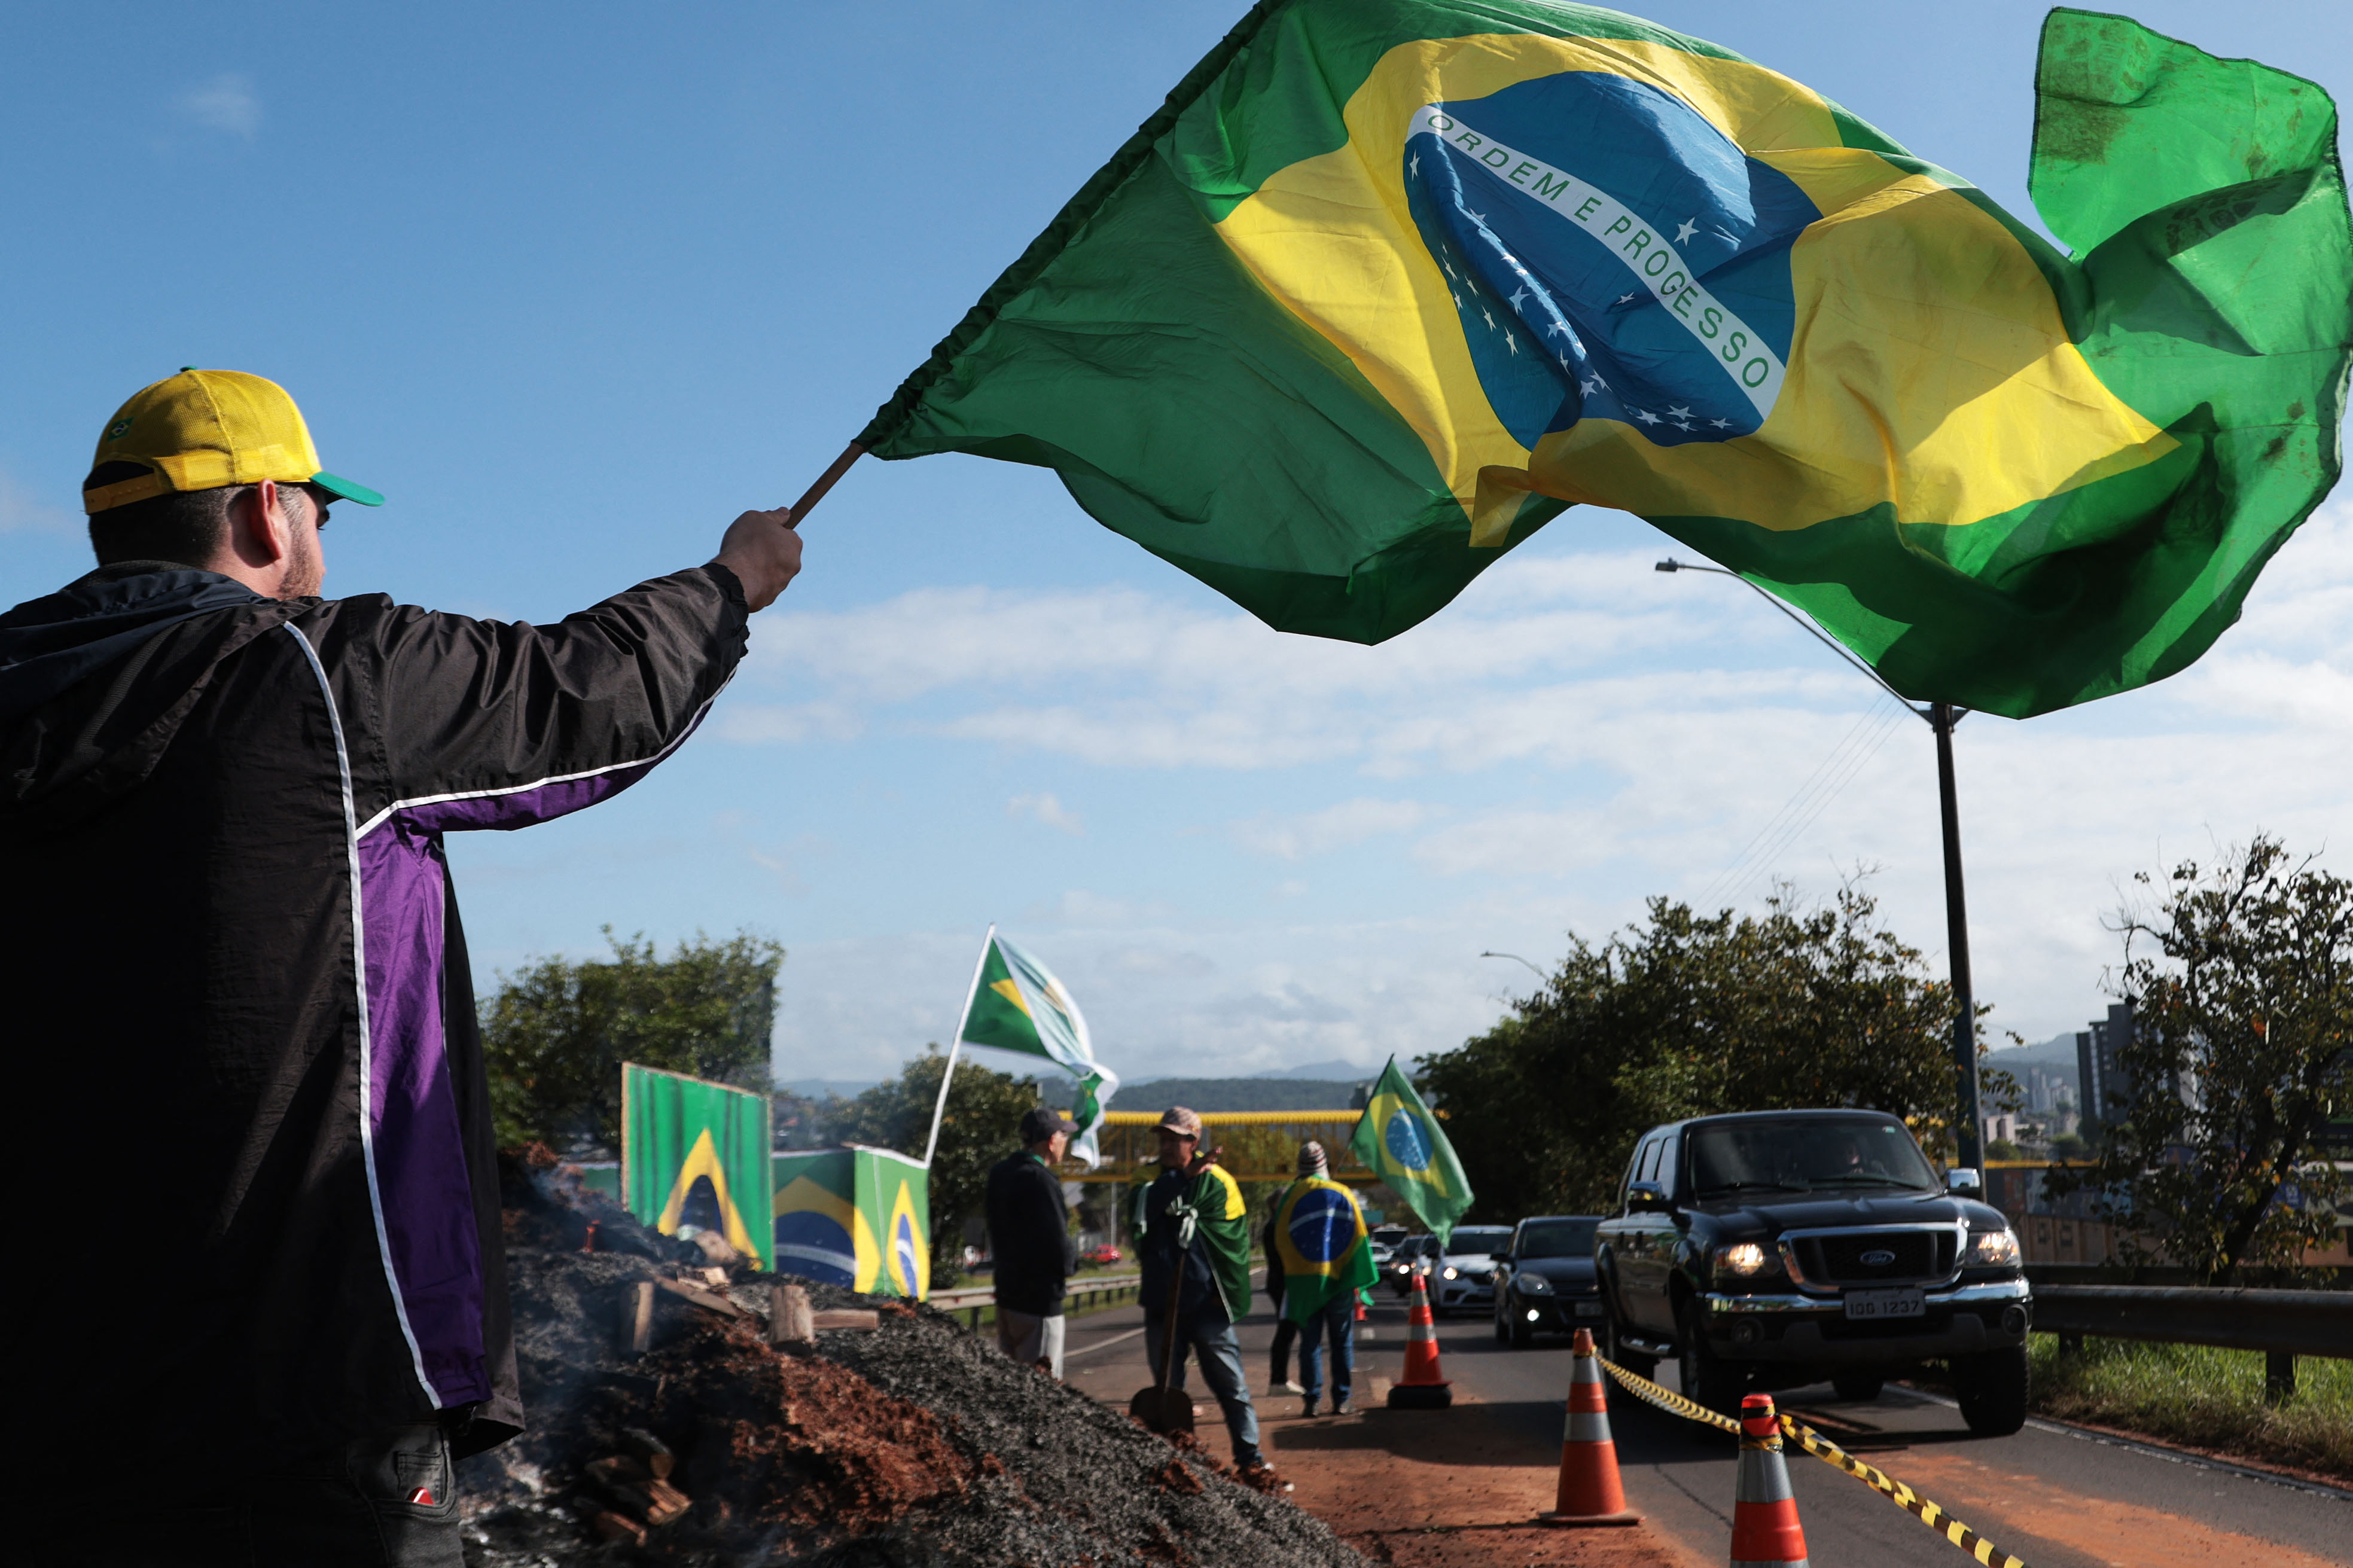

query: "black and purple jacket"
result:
(0, 559), (746, 1482)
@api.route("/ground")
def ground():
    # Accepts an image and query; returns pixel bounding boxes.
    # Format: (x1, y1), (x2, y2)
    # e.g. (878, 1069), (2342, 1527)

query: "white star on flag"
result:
(1505, 332), (1519, 355)
(1482, 308), (1496, 330)
(1547, 321), (1571, 337)
(1668, 406), (1692, 419)
(1617, 292), (1636, 304)
(1509, 286), (1529, 309)
(1580, 376), (1603, 394)
(1674, 218), (1700, 243)
(1410, 153), (1421, 176)
(1634, 408), (1662, 425)
(1710, 417), (1733, 428)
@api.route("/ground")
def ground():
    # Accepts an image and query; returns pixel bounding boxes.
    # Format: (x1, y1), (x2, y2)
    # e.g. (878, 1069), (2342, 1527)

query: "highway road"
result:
(1065, 1289), (2350, 1566)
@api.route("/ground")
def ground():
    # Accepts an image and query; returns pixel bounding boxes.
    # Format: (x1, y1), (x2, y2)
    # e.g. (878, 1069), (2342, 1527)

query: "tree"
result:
(2046, 837), (2351, 1283)
(831, 1047), (1046, 1288)
(481, 928), (783, 1151)
(1418, 887), (2010, 1222)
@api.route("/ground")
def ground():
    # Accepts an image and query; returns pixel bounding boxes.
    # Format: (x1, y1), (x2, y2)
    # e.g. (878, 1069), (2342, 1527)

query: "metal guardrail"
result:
(2032, 1285), (2352, 1357)
(927, 1273), (1144, 1331)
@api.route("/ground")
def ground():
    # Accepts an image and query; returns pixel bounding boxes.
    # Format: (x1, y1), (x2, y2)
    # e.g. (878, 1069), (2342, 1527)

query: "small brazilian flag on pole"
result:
(1349, 1057), (1472, 1246)
(956, 931), (1121, 1166)
(1274, 1175), (1381, 1325)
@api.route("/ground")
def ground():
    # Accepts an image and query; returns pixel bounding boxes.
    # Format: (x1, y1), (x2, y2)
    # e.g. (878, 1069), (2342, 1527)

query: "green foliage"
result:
(2050, 1131), (2092, 1161)
(1986, 1138), (2024, 1161)
(2029, 1335), (2351, 1476)
(830, 1047), (1045, 1288)
(1418, 887), (1994, 1222)
(2046, 837), (2351, 1284)
(481, 928), (782, 1152)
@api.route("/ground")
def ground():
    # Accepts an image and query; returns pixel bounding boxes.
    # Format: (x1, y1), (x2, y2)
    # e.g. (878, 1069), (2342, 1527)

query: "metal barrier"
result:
(2032, 1285), (2352, 1356)
(927, 1273), (1144, 1331)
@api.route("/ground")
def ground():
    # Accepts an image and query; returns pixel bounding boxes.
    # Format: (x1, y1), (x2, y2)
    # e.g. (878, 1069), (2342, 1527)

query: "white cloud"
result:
(1007, 791), (1083, 834)
(180, 75), (260, 138)
(1232, 797), (1437, 859)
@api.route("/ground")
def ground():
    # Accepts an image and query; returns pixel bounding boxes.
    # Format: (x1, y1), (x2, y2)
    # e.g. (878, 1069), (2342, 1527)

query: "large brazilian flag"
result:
(860, 2), (2350, 718)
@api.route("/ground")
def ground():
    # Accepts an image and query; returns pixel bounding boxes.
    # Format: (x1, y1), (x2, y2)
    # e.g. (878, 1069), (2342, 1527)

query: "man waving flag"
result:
(1271, 1141), (1379, 1416)
(1350, 1057), (1473, 1245)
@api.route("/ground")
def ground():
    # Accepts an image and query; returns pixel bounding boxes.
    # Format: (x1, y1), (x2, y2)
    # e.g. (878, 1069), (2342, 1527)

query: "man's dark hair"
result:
(84, 460), (236, 566)
(83, 462), (316, 568)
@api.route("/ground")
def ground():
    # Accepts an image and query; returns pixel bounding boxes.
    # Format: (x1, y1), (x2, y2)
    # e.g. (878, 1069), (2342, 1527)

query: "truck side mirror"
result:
(1626, 1181), (1672, 1213)
(1945, 1167), (1983, 1196)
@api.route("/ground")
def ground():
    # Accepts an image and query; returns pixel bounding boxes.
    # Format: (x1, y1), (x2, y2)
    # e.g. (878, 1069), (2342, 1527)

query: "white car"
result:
(1428, 1225), (1514, 1314)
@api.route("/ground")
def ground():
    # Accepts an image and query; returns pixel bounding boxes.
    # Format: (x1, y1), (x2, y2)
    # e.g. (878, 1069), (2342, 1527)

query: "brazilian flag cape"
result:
(1349, 1057), (1473, 1246)
(1272, 1176), (1382, 1325)
(861, 3), (2350, 719)
(1130, 1162), (1255, 1325)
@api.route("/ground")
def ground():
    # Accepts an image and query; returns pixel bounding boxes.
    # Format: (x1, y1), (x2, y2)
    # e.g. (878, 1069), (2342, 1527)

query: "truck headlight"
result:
(1967, 1228), (2021, 1268)
(1441, 1265), (1459, 1280)
(1517, 1273), (1552, 1294)
(1714, 1241), (1770, 1276)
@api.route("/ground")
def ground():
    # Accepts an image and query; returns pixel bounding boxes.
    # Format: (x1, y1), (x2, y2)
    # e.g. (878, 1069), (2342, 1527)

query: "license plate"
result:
(1573, 1300), (1604, 1317)
(1843, 1288), (1925, 1320)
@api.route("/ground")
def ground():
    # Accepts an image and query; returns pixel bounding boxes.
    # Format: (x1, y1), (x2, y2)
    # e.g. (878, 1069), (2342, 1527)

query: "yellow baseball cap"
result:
(83, 368), (383, 514)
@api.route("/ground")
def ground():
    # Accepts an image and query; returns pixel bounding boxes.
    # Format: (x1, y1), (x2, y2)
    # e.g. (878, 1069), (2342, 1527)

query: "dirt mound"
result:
(462, 1154), (1366, 1567)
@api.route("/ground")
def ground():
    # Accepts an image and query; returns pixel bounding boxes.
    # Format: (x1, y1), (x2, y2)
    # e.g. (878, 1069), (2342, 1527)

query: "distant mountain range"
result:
(1043, 1074), (1368, 1114)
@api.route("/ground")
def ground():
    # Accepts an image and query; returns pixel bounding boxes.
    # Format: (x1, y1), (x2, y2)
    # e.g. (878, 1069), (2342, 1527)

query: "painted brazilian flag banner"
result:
(623, 1063), (773, 1270)
(958, 932), (1121, 1166)
(1274, 1175), (1382, 1325)
(862, 2), (2351, 718)
(1348, 1057), (1473, 1246)
(772, 1146), (933, 1299)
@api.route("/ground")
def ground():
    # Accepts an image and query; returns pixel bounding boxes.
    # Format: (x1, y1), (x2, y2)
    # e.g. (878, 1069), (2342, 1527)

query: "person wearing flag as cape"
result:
(1269, 1142), (1380, 1417)
(1130, 1108), (1272, 1481)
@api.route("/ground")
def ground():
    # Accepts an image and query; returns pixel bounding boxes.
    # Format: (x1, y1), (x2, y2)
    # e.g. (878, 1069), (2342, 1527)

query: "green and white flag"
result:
(1349, 1055), (1473, 1247)
(955, 929), (1120, 1166)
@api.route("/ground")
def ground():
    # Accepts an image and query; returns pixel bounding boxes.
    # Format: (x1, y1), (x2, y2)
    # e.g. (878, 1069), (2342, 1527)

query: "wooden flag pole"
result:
(786, 441), (867, 524)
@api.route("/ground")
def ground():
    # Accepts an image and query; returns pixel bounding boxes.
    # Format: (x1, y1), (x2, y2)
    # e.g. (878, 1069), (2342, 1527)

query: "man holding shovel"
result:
(1130, 1108), (1270, 1481)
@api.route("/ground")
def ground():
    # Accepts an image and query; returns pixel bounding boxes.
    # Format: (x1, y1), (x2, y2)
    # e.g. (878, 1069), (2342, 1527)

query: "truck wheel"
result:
(1955, 1346), (2029, 1436)
(1677, 1305), (1746, 1420)
(1831, 1373), (1884, 1402)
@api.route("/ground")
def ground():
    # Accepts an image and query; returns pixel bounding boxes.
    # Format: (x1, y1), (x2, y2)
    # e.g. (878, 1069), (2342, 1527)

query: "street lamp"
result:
(1480, 950), (1549, 982)
(1654, 557), (1985, 1170)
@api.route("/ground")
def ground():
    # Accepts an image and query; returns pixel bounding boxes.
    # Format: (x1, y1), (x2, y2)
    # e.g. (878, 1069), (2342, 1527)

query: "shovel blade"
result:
(1129, 1384), (1196, 1435)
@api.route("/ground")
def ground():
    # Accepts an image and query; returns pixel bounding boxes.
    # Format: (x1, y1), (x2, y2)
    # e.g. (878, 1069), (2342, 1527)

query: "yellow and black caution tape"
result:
(1595, 1356), (2027, 1568)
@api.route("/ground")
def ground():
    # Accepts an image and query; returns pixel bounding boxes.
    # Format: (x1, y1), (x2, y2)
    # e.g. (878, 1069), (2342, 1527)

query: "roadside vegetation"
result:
(2028, 1335), (2352, 1479)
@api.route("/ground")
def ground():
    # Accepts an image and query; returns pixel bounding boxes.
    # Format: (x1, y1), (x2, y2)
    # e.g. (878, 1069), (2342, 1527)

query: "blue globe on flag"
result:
(1385, 1109), (1434, 1172)
(1286, 1185), (1357, 1266)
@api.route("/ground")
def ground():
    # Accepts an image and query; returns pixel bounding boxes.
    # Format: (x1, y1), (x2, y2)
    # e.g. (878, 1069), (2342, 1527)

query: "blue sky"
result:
(5, 2), (2345, 1088)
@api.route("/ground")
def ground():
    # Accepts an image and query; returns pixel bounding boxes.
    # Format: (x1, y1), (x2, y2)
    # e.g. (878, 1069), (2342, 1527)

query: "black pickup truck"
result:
(1594, 1108), (2031, 1435)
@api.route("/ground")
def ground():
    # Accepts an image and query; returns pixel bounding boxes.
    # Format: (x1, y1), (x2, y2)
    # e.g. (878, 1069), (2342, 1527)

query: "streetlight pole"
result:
(1480, 950), (1549, 983)
(1656, 559), (1983, 1169)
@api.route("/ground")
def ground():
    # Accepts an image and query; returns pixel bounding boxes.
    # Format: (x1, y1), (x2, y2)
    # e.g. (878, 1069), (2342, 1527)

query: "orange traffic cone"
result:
(1729, 1394), (1809, 1567)
(1538, 1329), (1640, 1526)
(1385, 1271), (1452, 1408)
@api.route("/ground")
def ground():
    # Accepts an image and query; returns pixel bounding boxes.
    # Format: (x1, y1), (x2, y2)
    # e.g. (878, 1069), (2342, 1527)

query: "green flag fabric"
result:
(1131, 1162), (1256, 1325)
(623, 1063), (773, 1270)
(1272, 1175), (1382, 1325)
(956, 930), (1121, 1164)
(859, 2), (2349, 719)
(1349, 1057), (1473, 1246)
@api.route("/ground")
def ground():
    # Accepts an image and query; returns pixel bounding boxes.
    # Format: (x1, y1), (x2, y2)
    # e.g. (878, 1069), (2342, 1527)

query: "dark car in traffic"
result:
(1595, 1109), (2031, 1434)
(1491, 1215), (1605, 1347)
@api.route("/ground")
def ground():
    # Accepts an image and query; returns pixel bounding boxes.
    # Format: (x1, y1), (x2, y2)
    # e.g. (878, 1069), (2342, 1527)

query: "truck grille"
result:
(1794, 1230), (1955, 1286)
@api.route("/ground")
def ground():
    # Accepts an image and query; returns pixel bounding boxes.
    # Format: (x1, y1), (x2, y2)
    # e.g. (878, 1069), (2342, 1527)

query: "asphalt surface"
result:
(1065, 1286), (2352, 1566)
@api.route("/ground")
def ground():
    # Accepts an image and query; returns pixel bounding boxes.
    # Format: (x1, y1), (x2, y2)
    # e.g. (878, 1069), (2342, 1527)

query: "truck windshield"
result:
(1513, 1219), (1598, 1258)
(1688, 1119), (1937, 1197)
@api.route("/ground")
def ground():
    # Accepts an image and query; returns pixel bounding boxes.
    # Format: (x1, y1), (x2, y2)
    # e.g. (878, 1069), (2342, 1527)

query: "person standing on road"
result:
(985, 1106), (1080, 1377)
(1263, 1223), (1304, 1399)
(1132, 1107), (1272, 1481)
(1270, 1142), (1374, 1417)
(2, 369), (803, 1567)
